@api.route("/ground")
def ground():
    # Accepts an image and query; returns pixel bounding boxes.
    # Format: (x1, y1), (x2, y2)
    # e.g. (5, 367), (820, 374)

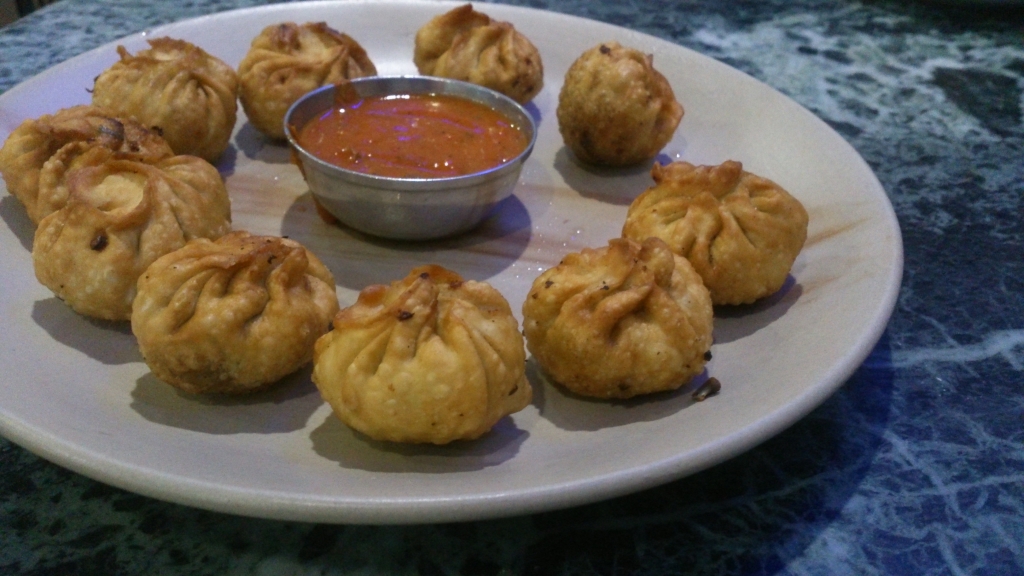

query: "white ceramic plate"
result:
(0, 0), (902, 524)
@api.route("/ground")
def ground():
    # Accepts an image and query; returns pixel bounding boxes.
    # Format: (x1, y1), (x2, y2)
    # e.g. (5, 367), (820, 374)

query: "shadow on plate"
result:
(212, 142), (239, 178)
(309, 411), (528, 473)
(711, 276), (802, 344)
(234, 122), (294, 165)
(129, 365), (323, 434)
(527, 358), (704, 431)
(524, 101), (543, 126)
(1, 195), (34, 252)
(552, 147), (674, 206)
(31, 298), (140, 365)
(279, 191), (533, 291)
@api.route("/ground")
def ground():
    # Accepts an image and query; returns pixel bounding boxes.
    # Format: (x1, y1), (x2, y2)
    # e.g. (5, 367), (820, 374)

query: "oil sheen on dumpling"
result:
(132, 231), (340, 395)
(237, 22), (377, 139)
(0, 105), (173, 224)
(557, 42), (683, 167)
(414, 3), (543, 104)
(313, 265), (531, 444)
(622, 160), (809, 305)
(522, 237), (713, 399)
(91, 38), (239, 163)
(32, 156), (231, 321)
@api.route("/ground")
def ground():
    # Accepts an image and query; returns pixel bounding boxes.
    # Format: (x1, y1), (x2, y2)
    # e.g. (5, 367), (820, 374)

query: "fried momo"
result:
(522, 237), (713, 399)
(622, 160), (809, 305)
(313, 265), (531, 444)
(414, 3), (543, 104)
(238, 22), (377, 139)
(132, 231), (340, 395)
(91, 38), (239, 163)
(557, 42), (683, 167)
(0, 105), (173, 224)
(32, 156), (231, 321)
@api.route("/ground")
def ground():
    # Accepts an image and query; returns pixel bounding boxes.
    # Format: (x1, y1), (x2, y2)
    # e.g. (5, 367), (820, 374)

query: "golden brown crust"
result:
(0, 105), (173, 224)
(312, 265), (531, 444)
(622, 160), (809, 305)
(237, 22), (377, 139)
(414, 4), (543, 104)
(522, 237), (713, 399)
(131, 231), (339, 394)
(32, 156), (231, 321)
(91, 38), (239, 163)
(556, 41), (683, 167)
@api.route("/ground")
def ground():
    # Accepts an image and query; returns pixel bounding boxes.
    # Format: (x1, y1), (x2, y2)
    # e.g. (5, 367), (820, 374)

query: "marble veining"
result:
(1, 0), (1023, 574)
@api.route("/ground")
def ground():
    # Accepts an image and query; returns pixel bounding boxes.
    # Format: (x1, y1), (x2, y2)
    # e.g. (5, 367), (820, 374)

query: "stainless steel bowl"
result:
(284, 76), (537, 240)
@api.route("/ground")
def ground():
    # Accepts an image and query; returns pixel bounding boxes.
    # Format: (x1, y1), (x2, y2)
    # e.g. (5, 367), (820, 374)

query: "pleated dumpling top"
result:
(92, 38), (239, 163)
(0, 105), (173, 224)
(313, 265), (531, 444)
(414, 4), (543, 105)
(623, 160), (809, 305)
(32, 155), (231, 321)
(237, 22), (377, 139)
(132, 231), (339, 395)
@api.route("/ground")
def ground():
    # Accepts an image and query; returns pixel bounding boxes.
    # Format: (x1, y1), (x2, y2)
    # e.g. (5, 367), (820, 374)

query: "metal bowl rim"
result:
(283, 76), (538, 191)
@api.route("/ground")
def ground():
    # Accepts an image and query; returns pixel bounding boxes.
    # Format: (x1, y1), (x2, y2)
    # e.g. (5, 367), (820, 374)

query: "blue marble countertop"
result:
(1, 0), (1022, 573)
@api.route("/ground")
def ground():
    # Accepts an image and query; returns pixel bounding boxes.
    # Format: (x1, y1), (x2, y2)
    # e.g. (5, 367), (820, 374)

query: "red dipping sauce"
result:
(296, 93), (529, 179)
